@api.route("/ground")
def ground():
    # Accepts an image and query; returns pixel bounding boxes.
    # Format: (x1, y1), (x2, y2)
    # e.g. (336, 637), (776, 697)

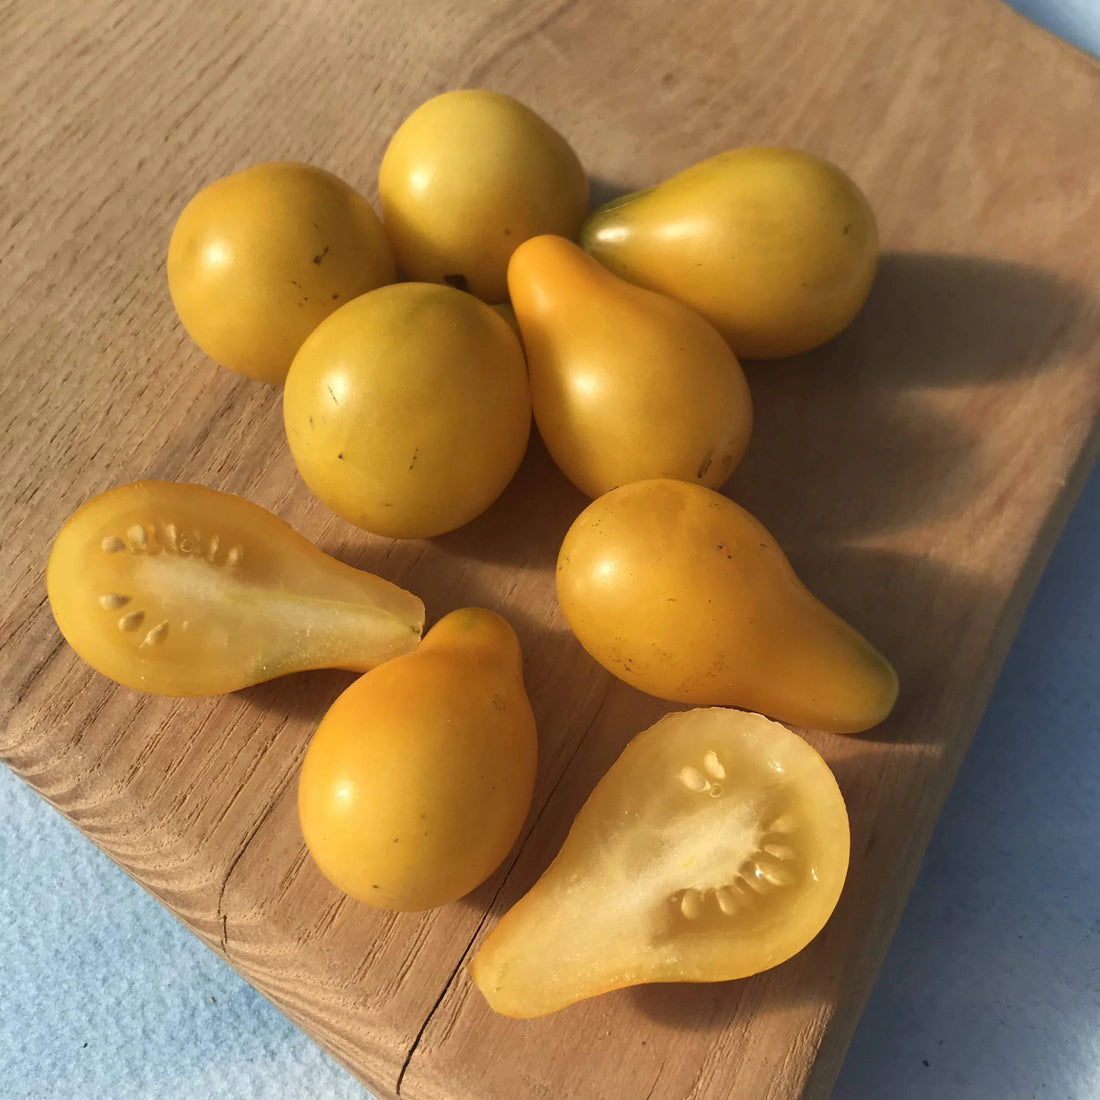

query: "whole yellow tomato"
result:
(556, 479), (898, 733)
(298, 608), (538, 911)
(379, 90), (588, 302)
(45, 481), (424, 695)
(583, 147), (878, 359)
(508, 235), (752, 497)
(283, 283), (531, 539)
(167, 162), (395, 384)
(472, 707), (849, 1017)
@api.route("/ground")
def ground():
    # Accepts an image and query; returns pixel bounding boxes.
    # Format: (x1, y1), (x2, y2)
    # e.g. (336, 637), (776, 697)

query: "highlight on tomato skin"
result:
(45, 480), (425, 697)
(582, 146), (878, 359)
(470, 708), (850, 1019)
(167, 161), (396, 385)
(298, 608), (538, 912)
(555, 478), (898, 734)
(506, 233), (753, 499)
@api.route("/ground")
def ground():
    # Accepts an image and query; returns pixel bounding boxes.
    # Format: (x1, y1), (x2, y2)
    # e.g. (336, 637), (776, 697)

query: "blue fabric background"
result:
(3, 4), (1098, 1097)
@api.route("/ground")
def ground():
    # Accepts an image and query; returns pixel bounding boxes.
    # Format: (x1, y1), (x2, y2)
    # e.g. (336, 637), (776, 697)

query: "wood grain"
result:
(2, 1), (1099, 1098)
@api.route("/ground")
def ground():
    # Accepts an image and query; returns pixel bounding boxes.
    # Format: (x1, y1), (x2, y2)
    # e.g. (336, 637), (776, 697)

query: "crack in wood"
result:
(395, 685), (613, 1095)
(644, 1063), (665, 1100)
(215, 745), (303, 958)
(464, 0), (578, 94)
(2, 631), (64, 732)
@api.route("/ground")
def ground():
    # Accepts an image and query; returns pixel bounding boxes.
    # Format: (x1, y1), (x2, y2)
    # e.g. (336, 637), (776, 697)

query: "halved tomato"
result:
(45, 481), (424, 696)
(470, 707), (849, 1017)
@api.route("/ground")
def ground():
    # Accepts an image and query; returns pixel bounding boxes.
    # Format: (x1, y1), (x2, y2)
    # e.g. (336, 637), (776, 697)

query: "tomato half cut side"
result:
(470, 708), (849, 1018)
(46, 481), (424, 696)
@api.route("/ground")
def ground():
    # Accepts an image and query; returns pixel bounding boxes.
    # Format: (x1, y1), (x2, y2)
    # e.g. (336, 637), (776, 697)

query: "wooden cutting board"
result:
(2, 1), (1099, 1098)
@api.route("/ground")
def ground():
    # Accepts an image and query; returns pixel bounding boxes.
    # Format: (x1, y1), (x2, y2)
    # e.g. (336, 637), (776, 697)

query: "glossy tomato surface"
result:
(284, 282), (531, 539)
(298, 609), (537, 911)
(583, 147), (877, 359)
(168, 161), (394, 383)
(379, 90), (588, 302)
(508, 235), (752, 497)
(556, 479), (898, 733)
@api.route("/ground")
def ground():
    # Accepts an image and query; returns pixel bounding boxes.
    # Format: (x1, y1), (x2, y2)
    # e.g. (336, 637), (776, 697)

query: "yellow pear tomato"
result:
(508, 235), (752, 497)
(583, 147), (878, 359)
(556, 479), (898, 733)
(45, 481), (424, 696)
(298, 609), (538, 911)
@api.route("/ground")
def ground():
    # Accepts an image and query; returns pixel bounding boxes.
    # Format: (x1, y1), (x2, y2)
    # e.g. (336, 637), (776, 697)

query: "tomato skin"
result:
(283, 282), (531, 539)
(556, 479), (898, 733)
(168, 162), (395, 384)
(298, 609), (538, 911)
(379, 90), (588, 302)
(471, 708), (849, 1018)
(583, 147), (877, 359)
(508, 235), (752, 497)
(45, 481), (424, 696)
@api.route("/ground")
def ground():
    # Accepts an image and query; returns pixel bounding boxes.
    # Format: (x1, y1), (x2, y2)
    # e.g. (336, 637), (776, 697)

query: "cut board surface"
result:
(2, 2), (1099, 1099)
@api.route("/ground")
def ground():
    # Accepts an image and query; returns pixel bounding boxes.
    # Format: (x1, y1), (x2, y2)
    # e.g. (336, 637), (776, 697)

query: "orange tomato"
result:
(508, 235), (752, 497)
(298, 609), (538, 910)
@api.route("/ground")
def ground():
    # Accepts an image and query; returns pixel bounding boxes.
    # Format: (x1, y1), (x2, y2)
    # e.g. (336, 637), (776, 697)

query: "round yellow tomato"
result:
(283, 282), (531, 539)
(298, 609), (538, 911)
(378, 90), (588, 302)
(583, 147), (878, 359)
(45, 481), (424, 696)
(167, 161), (395, 384)
(556, 479), (898, 733)
(472, 707), (849, 1017)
